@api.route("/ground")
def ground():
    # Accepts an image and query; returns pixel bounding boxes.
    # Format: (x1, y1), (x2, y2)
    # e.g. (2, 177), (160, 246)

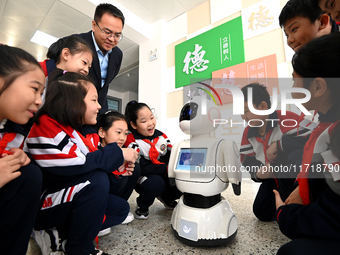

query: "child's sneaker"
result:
(97, 227), (111, 237)
(121, 212), (134, 224)
(32, 229), (64, 255)
(91, 249), (110, 255)
(157, 197), (177, 209)
(135, 207), (149, 219)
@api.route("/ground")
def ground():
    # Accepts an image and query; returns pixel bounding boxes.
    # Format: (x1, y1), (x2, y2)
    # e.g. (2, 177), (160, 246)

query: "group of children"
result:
(1, 0), (340, 254)
(239, 0), (340, 254)
(0, 36), (180, 254)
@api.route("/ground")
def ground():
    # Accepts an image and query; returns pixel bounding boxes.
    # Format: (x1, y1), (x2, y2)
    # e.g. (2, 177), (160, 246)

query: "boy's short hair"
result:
(241, 83), (271, 109)
(279, 0), (323, 27)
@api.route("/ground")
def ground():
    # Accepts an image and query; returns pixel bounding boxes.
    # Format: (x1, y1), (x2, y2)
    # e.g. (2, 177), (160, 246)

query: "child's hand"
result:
(121, 148), (138, 163)
(3, 148), (31, 166)
(0, 154), (23, 188)
(117, 164), (125, 173)
(124, 162), (135, 172)
(122, 171), (133, 176)
(285, 186), (303, 205)
(118, 161), (135, 176)
(123, 162), (135, 176)
(273, 190), (285, 210)
(266, 141), (278, 163)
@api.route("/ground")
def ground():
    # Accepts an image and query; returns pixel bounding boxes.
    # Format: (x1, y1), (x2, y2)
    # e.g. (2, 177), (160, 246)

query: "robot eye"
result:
(179, 102), (198, 121)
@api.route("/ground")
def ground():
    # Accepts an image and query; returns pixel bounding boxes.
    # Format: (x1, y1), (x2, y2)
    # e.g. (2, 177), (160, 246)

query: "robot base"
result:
(171, 195), (238, 247)
(171, 226), (237, 247)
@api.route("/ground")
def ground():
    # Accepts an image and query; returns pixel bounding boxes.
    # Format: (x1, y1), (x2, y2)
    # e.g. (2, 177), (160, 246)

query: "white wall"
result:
(138, 20), (168, 131)
(133, 0), (293, 144)
(107, 89), (137, 113)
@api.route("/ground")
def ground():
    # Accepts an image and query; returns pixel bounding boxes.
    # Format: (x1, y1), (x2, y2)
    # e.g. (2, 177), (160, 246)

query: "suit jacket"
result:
(74, 31), (123, 114)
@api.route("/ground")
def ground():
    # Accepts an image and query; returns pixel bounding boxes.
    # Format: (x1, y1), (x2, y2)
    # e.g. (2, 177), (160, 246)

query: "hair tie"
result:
(63, 70), (67, 74)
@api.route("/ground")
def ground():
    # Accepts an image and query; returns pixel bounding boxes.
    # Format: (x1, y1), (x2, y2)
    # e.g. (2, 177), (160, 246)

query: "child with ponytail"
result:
(0, 45), (45, 255)
(124, 100), (182, 219)
(27, 71), (137, 255)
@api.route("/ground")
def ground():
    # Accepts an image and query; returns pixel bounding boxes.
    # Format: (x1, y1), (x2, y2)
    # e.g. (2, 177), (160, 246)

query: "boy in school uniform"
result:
(240, 83), (312, 221)
(279, 0), (339, 53)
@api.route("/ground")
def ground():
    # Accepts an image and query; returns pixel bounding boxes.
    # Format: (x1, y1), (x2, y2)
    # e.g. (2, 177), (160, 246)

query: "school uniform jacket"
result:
(331, 21), (340, 33)
(0, 119), (26, 152)
(276, 106), (340, 241)
(0, 119), (40, 185)
(26, 114), (124, 190)
(124, 129), (171, 176)
(240, 110), (312, 180)
(39, 59), (57, 77)
(98, 143), (124, 185)
(74, 31), (123, 114)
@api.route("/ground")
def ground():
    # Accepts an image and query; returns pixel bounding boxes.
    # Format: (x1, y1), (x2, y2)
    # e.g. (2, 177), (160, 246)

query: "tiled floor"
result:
(27, 179), (290, 255)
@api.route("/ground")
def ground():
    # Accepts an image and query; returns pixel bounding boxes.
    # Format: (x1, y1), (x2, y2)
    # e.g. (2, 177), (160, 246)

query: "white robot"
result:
(168, 96), (242, 246)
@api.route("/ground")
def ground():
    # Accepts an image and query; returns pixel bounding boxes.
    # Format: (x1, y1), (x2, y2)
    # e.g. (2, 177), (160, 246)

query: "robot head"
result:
(179, 96), (221, 135)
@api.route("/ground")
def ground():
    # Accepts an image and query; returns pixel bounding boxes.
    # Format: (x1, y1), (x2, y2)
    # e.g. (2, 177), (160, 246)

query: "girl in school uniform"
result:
(40, 36), (93, 78)
(26, 70), (137, 255)
(0, 45), (45, 255)
(96, 110), (141, 234)
(124, 100), (182, 219)
(23, 36), (94, 134)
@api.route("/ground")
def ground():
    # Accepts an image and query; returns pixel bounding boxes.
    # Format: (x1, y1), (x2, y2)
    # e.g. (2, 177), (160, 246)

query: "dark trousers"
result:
(35, 171), (128, 255)
(253, 179), (278, 221)
(253, 178), (296, 221)
(109, 163), (141, 201)
(135, 169), (182, 209)
(101, 194), (129, 229)
(160, 175), (182, 203)
(0, 164), (42, 255)
(135, 174), (166, 208)
(277, 238), (340, 255)
(253, 150), (300, 221)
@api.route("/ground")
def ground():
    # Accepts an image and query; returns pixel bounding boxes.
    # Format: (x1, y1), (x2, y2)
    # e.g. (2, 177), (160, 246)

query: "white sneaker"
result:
(121, 212), (134, 224)
(97, 227), (111, 237)
(91, 249), (110, 255)
(32, 229), (64, 255)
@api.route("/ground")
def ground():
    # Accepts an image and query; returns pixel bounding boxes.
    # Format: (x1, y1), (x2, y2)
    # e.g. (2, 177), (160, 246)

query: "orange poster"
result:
(212, 54), (279, 104)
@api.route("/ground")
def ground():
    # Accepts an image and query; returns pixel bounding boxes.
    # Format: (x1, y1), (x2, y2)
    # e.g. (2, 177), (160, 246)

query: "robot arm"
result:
(221, 140), (242, 195)
(168, 141), (181, 184)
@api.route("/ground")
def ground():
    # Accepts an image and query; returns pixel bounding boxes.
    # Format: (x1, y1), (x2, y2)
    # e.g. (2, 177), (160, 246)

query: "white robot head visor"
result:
(179, 102), (198, 122)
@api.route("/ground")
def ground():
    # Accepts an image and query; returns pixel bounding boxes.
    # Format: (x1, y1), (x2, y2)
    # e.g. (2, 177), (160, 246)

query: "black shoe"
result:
(135, 207), (149, 219)
(91, 249), (110, 255)
(157, 197), (178, 209)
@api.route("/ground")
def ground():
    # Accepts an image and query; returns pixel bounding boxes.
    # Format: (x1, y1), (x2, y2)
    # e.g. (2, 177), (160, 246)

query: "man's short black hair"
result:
(279, 0), (323, 27)
(241, 83), (271, 109)
(94, 3), (125, 27)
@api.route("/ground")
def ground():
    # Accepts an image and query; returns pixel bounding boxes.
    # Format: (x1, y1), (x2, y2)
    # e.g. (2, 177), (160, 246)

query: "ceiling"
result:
(0, 0), (207, 93)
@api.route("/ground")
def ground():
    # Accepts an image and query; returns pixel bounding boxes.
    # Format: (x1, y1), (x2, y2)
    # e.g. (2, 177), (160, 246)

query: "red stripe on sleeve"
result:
(67, 186), (75, 202)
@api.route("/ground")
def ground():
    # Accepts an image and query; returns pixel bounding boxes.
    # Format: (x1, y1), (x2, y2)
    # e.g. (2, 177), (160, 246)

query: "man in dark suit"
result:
(75, 3), (124, 114)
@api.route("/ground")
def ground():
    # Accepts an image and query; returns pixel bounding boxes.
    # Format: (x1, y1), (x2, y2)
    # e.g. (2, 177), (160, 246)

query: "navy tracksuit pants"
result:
(253, 149), (302, 221)
(277, 238), (340, 255)
(35, 171), (129, 255)
(134, 163), (182, 209)
(0, 164), (42, 255)
(108, 162), (141, 201)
